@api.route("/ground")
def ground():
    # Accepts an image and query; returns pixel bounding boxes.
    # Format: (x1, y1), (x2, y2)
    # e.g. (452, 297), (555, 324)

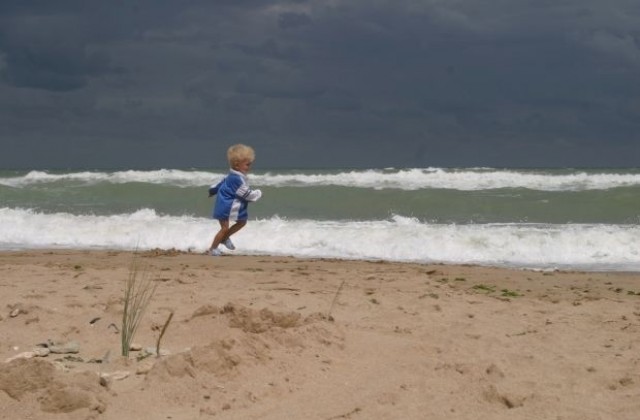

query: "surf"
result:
(1, 208), (639, 271)
(3, 168), (640, 191)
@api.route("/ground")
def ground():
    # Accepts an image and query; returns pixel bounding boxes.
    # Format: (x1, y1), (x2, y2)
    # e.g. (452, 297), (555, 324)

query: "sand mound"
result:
(146, 340), (240, 382)
(149, 303), (340, 382)
(0, 302), (340, 418)
(223, 302), (305, 332)
(0, 358), (107, 415)
(0, 358), (57, 400)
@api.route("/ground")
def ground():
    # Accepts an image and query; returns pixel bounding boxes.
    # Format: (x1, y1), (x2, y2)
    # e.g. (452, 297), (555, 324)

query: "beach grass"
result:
(121, 254), (157, 357)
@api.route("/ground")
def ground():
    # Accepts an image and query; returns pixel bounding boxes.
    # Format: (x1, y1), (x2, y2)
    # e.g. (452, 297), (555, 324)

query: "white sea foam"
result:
(0, 169), (217, 188)
(1, 208), (639, 271)
(254, 169), (640, 191)
(2, 168), (640, 191)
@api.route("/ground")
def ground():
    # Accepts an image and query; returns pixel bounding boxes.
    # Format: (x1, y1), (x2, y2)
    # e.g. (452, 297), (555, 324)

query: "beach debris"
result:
(134, 344), (174, 361)
(4, 347), (51, 363)
(142, 347), (171, 358)
(327, 279), (346, 320)
(35, 347), (52, 356)
(89, 350), (112, 364)
(155, 311), (174, 357)
(47, 340), (81, 354)
(8, 304), (25, 318)
(108, 322), (120, 333)
(89, 317), (101, 325)
(104, 370), (130, 381)
(143, 247), (182, 257)
(60, 355), (84, 363)
(99, 370), (131, 388)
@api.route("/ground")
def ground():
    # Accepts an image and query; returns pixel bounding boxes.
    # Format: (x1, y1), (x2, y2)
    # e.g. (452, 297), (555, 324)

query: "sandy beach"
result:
(1, 250), (639, 419)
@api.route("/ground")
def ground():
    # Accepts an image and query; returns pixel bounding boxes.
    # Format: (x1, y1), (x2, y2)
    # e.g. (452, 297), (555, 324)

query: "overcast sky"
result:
(1, 1), (639, 169)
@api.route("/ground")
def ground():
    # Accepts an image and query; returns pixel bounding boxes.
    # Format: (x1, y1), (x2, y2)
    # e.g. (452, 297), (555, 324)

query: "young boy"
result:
(207, 144), (262, 256)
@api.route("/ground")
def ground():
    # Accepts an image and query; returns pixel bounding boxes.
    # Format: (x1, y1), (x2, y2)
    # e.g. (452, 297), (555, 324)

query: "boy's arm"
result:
(208, 180), (223, 197)
(236, 184), (262, 202)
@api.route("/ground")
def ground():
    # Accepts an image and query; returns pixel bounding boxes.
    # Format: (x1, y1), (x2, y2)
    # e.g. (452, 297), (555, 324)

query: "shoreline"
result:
(1, 249), (640, 419)
(2, 247), (639, 275)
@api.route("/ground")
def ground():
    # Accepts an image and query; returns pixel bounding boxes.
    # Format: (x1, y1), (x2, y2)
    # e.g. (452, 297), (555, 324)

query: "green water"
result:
(2, 180), (639, 224)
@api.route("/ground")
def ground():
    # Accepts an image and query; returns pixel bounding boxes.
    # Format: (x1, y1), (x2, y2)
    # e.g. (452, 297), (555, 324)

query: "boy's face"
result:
(235, 159), (253, 174)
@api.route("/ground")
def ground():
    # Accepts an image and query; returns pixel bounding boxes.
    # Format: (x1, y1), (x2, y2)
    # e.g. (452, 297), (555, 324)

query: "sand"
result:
(1, 249), (639, 420)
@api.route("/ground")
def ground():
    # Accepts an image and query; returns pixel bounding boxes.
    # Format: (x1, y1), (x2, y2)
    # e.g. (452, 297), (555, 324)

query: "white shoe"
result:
(222, 238), (235, 250)
(209, 248), (222, 256)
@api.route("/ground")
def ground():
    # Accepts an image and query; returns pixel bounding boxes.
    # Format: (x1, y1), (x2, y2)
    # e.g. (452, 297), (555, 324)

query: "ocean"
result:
(1, 167), (639, 271)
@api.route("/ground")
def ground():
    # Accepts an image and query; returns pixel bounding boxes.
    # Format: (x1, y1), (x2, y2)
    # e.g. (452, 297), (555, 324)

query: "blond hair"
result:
(227, 144), (255, 169)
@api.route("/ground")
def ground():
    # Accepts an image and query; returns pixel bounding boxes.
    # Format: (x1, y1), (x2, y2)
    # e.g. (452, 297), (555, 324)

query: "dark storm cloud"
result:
(278, 12), (312, 29)
(0, 0), (639, 168)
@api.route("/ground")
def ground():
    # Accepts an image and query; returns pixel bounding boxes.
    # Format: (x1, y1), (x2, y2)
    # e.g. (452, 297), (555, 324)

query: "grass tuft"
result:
(121, 253), (157, 357)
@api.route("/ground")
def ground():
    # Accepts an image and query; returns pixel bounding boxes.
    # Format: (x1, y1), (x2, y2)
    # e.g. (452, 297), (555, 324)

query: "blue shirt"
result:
(209, 169), (261, 221)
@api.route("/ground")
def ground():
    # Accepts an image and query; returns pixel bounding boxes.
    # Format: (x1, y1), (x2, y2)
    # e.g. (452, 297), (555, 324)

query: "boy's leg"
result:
(210, 220), (230, 251)
(225, 220), (247, 238)
(221, 220), (247, 250)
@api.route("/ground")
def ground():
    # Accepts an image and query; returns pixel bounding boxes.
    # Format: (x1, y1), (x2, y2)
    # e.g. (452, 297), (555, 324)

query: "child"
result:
(207, 144), (262, 256)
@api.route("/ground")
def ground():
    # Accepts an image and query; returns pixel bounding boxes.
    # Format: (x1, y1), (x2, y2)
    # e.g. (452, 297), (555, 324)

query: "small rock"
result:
(49, 340), (80, 354)
(9, 308), (21, 318)
(33, 347), (51, 357)
(100, 371), (130, 381)
(143, 347), (171, 357)
(4, 347), (50, 363)
(136, 361), (154, 375)
(5, 352), (35, 363)
(129, 343), (143, 351)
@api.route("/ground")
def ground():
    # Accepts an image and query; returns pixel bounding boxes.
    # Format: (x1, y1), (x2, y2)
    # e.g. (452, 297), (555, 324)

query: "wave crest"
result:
(1, 208), (639, 271)
(2, 168), (640, 191)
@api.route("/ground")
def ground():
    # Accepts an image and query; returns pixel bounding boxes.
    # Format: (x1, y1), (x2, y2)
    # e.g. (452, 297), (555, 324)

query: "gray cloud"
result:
(1, 1), (639, 168)
(278, 12), (312, 29)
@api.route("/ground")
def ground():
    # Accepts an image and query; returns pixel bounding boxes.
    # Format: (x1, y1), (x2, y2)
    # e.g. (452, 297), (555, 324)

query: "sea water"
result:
(1, 167), (639, 271)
